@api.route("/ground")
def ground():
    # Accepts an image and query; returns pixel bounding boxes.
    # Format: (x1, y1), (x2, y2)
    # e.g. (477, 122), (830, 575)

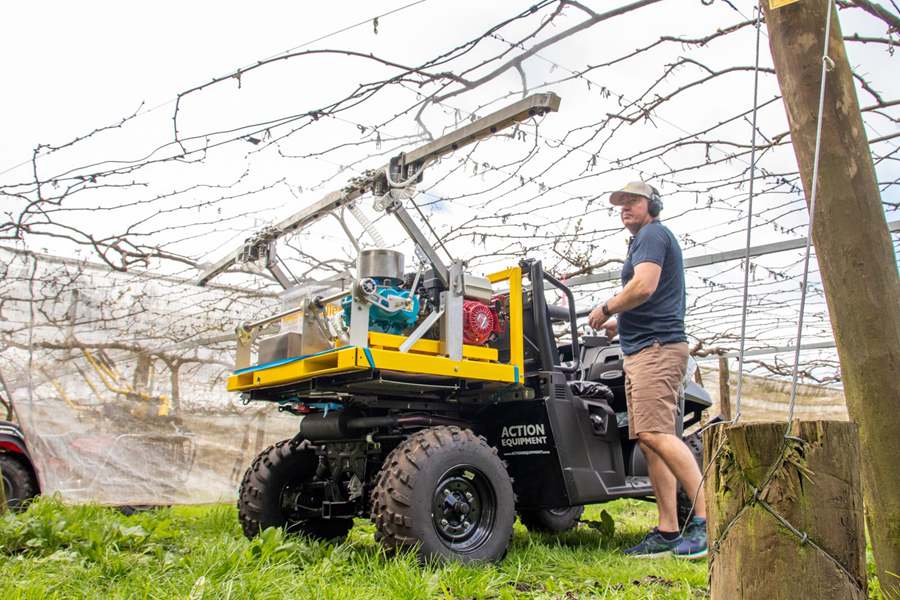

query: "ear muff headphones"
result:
(647, 185), (663, 217)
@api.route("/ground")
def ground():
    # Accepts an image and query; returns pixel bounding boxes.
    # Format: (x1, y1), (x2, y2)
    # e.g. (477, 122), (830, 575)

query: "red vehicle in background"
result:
(0, 420), (40, 510)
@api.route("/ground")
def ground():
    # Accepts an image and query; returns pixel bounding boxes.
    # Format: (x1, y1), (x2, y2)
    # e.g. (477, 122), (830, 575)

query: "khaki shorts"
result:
(623, 341), (689, 440)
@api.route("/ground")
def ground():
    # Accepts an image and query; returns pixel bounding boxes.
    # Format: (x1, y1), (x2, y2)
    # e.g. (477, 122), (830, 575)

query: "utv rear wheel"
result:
(1, 455), (38, 511)
(238, 439), (353, 542)
(519, 505), (584, 534)
(676, 430), (704, 528)
(371, 426), (515, 563)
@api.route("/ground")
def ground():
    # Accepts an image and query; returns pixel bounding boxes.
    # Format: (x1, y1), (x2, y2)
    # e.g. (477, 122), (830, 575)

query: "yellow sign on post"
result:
(770, 0), (801, 8)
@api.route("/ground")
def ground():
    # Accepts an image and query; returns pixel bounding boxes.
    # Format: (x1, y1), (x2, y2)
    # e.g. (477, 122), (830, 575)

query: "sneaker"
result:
(672, 517), (708, 559)
(623, 528), (682, 558)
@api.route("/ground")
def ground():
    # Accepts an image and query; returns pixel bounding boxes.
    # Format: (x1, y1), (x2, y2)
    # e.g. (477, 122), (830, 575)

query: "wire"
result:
(382, 161), (455, 261)
(786, 0), (835, 424)
(409, 193), (453, 261)
(0, 0), (433, 178)
(732, 6), (765, 424)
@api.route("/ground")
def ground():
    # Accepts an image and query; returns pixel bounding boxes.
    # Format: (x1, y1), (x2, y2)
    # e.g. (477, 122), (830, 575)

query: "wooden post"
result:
(706, 421), (866, 599)
(762, 1), (900, 594)
(717, 356), (732, 421)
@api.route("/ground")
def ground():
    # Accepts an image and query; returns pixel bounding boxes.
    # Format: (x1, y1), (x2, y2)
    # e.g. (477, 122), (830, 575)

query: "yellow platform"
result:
(227, 333), (520, 392)
(227, 266), (526, 393)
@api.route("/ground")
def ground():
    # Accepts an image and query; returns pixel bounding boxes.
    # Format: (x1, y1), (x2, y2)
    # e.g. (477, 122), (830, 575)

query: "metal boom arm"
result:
(196, 92), (561, 287)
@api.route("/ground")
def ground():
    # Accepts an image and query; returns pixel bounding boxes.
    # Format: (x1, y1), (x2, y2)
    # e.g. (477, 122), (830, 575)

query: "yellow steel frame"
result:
(486, 266), (524, 373)
(227, 266), (526, 393)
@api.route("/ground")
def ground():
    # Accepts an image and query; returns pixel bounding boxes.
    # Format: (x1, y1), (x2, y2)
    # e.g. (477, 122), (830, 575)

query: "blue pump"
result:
(341, 278), (420, 335)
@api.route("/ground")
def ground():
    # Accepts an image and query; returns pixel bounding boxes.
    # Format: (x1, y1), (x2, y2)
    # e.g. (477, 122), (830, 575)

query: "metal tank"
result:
(358, 249), (404, 280)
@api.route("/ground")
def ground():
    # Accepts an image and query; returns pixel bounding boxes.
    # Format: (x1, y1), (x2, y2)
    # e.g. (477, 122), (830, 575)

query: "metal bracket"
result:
(348, 294), (371, 348)
(235, 325), (257, 370)
(399, 309), (444, 353)
(440, 261), (466, 361)
(264, 240), (296, 289)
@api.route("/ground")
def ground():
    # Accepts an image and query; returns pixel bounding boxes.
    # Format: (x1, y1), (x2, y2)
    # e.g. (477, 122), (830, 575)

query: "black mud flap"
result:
(482, 399), (569, 510)
(482, 372), (628, 509)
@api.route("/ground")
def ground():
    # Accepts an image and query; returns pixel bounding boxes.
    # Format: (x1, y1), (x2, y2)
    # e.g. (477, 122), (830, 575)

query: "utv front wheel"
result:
(519, 505), (584, 533)
(371, 426), (515, 563)
(238, 439), (353, 542)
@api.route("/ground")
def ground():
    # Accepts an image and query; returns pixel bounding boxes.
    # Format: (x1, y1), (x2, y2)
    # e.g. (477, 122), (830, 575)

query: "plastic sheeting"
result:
(0, 247), (299, 505)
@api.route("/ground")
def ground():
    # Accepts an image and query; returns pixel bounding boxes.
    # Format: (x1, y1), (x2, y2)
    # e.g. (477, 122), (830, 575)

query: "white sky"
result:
(1, 1), (515, 169)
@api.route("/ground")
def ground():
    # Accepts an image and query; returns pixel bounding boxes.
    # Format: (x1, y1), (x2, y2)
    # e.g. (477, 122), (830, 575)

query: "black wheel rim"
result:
(431, 465), (496, 553)
(547, 507), (571, 516)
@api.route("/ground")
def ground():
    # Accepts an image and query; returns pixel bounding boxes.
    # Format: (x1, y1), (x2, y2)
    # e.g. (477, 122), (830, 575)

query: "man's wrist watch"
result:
(601, 303), (611, 317)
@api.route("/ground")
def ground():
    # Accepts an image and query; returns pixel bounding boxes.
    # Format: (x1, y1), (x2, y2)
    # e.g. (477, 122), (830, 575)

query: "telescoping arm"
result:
(196, 93), (561, 287)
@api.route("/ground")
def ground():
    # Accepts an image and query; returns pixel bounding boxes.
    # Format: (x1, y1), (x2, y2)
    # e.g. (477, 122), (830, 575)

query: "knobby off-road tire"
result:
(676, 430), (704, 528)
(370, 426), (515, 563)
(238, 439), (353, 542)
(518, 505), (584, 534)
(0, 454), (38, 511)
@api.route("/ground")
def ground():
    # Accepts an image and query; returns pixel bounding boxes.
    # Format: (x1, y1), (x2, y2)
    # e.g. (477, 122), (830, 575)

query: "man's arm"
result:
(588, 262), (661, 329)
(608, 262), (661, 313)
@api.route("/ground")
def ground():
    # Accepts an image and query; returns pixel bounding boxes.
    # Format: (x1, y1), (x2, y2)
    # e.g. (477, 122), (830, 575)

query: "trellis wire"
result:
(731, 3), (765, 425)
(785, 0), (834, 425)
(678, 0), (769, 538)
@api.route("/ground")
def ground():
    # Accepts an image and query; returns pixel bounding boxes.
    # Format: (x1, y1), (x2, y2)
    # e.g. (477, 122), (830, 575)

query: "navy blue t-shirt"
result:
(618, 220), (687, 355)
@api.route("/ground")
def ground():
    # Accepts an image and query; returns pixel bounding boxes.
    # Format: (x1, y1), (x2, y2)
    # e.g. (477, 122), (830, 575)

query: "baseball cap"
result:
(610, 181), (656, 206)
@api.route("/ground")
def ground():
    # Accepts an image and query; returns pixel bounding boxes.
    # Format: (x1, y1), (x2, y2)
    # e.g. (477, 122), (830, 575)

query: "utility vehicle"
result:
(200, 93), (713, 562)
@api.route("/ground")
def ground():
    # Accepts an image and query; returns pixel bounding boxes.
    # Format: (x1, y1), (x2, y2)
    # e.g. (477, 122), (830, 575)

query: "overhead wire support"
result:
(786, 0), (835, 425)
(732, 5), (765, 424)
(679, 7), (768, 532)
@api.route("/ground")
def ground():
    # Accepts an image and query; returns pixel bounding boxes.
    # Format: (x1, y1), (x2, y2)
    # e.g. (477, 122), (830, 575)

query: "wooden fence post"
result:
(717, 356), (731, 421)
(705, 421), (866, 598)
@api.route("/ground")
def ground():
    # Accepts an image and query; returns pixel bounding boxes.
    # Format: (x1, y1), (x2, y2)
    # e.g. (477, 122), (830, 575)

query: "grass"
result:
(0, 497), (883, 599)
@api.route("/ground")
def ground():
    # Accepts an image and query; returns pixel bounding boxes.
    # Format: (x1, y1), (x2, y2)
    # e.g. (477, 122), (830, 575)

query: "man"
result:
(588, 181), (707, 559)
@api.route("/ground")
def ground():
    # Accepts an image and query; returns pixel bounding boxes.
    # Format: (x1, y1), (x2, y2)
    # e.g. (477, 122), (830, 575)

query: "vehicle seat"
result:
(568, 380), (615, 437)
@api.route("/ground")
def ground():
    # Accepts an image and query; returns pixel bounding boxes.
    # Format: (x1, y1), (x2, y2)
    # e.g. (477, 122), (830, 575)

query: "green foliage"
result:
(579, 508), (616, 541)
(0, 497), (882, 599)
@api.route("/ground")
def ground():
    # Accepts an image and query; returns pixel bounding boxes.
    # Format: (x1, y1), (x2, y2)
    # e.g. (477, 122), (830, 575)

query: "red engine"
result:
(462, 300), (502, 346)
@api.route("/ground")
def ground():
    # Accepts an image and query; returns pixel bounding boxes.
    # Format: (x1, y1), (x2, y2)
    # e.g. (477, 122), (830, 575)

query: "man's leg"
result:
(638, 431), (706, 518)
(622, 441), (683, 557)
(640, 440), (679, 531)
(622, 342), (699, 557)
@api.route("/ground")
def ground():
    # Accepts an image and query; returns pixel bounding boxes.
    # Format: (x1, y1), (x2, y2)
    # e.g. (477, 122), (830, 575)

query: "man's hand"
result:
(588, 304), (610, 330)
(600, 319), (618, 339)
